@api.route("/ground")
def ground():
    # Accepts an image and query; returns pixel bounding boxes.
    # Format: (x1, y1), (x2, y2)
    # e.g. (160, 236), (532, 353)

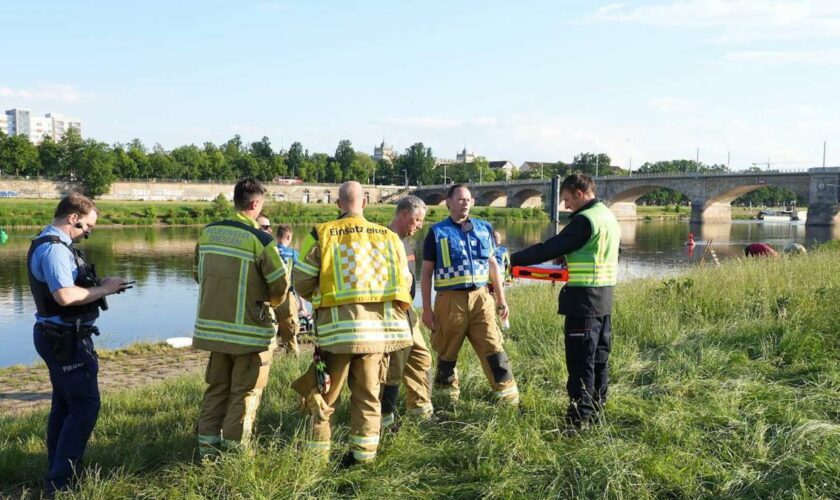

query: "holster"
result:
(39, 321), (99, 362)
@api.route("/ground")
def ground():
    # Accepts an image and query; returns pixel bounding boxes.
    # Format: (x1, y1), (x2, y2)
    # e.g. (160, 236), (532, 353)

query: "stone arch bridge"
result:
(412, 168), (840, 226)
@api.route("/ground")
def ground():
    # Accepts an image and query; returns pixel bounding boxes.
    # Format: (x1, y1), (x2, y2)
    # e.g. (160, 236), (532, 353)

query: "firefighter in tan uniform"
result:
(421, 184), (519, 406)
(381, 196), (434, 430)
(193, 179), (291, 458)
(292, 181), (413, 466)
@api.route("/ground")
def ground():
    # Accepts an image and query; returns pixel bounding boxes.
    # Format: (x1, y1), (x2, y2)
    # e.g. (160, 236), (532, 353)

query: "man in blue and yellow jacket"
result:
(193, 178), (291, 457)
(292, 181), (413, 466)
(421, 184), (519, 406)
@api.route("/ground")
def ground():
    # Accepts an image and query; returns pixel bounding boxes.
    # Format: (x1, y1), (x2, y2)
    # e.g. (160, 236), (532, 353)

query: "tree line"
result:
(0, 130), (803, 206)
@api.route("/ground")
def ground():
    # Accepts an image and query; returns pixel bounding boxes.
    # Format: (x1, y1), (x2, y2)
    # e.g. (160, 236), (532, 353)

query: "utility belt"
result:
(438, 286), (485, 295)
(37, 319), (100, 362)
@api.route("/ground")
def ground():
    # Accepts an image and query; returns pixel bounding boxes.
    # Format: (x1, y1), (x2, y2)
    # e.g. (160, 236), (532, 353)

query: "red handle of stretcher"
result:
(511, 265), (569, 282)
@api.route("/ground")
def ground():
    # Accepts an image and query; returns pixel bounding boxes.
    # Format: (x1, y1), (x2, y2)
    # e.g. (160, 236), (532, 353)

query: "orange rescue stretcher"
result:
(511, 264), (569, 282)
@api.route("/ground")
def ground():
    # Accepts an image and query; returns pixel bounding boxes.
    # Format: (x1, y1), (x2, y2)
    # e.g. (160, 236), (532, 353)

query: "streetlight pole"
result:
(403, 169), (408, 188)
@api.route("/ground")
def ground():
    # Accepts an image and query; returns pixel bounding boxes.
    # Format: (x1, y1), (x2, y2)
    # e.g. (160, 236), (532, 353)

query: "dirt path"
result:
(0, 345), (208, 415)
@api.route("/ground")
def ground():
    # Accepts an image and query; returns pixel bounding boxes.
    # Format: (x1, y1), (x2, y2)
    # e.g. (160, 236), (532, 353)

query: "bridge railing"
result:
(415, 169), (813, 190)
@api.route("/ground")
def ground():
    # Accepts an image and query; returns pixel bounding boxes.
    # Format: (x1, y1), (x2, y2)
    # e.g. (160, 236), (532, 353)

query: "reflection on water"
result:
(1, 220), (837, 367)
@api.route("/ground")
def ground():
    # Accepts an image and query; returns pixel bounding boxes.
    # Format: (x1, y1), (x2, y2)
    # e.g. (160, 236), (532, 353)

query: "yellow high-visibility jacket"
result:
(192, 212), (291, 354)
(294, 214), (413, 354)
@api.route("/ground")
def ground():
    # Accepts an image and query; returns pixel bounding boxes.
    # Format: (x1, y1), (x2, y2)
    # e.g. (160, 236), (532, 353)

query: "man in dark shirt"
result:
(510, 173), (621, 429)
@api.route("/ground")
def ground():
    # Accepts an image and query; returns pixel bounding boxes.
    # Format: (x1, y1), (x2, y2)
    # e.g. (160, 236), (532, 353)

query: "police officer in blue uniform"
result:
(28, 193), (128, 494)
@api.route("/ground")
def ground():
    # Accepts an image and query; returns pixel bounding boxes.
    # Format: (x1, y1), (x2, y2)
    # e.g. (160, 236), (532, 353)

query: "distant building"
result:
(373, 141), (395, 162)
(47, 113), (82, 142)
(0, 114), (7, 135)
(456, 148), (477, 163)
(519, 161), (554, 173)
(488, 160), (517, 180)
(3, 108), (82, 144)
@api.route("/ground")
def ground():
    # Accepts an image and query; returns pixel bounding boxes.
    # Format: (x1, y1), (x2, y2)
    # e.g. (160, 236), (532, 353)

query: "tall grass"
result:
(2, 249), (839, 498)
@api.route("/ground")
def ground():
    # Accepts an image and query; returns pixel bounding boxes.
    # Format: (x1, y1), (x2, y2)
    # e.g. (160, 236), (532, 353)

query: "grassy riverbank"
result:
(2, 248), (839, 498)
(0, 199), (547, 227)
(636, 205), (758, 220)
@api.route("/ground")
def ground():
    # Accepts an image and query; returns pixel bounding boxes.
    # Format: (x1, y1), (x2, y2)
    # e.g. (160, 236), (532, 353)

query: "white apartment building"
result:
(46, 113), (82, 142)
(3, 108), (82, 144)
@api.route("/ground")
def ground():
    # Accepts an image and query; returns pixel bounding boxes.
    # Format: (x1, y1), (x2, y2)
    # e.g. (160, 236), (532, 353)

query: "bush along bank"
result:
(1, 247), (839, 497)
(0, 198), (547, 228)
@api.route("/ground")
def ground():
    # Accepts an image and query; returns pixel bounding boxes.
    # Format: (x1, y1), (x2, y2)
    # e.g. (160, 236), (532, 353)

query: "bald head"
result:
(338, 181), (366, 215)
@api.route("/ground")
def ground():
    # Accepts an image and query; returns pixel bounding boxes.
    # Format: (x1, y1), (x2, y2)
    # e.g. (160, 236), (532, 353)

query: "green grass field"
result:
(0, 199), (547, 227)
(2, 247), (839, 498)
(635, 205), (758, 220)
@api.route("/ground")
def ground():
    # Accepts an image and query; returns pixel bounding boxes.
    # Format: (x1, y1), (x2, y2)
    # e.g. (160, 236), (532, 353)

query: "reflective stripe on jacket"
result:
(565, 202), (620, 287)
(193, 212), (290, 354)
(298, 215), (411, 310)
(293, 214), (413, 354)
(431, 217), (495, 291)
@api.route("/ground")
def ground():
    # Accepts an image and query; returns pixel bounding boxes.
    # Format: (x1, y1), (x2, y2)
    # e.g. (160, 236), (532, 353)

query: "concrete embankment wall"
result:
(0, 179), (409, 204)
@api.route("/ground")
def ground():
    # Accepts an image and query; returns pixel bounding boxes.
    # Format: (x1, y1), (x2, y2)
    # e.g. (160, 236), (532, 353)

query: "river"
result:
(1, 220), (837, 367)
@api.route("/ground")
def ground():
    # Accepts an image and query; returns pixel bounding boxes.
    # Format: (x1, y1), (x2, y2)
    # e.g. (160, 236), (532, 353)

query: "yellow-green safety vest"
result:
(565, 202), (620, 287)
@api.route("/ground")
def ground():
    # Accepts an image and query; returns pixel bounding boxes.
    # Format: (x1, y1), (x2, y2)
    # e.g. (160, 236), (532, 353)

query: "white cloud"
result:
(585, 0), (840, 42)
(0, 84), (92, 103)
(724, 48), (840, 64)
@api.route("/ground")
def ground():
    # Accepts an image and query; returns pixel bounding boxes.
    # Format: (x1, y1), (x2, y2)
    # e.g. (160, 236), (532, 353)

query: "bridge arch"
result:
(422, 193), (446, 206)
(511, 188), (543, 208)
(704, 180), (809, 207)
(477, 189), (507, 207)
(606, 184), (692, 204)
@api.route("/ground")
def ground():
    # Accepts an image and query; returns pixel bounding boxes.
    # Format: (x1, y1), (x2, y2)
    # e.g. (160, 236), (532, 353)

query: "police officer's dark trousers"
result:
(33, 323), (101, 493)
(564, 315), (611, 423)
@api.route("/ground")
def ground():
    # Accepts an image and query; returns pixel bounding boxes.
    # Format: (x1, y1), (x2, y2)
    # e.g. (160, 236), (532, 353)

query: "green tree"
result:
(59, 128), (85, 180)
(222, 135), (245, 177)
(325, 159), (342, 183)
(77, 140), (115, 197)
(112, 144), (139, 179)
(396, 143), (436, 185)
(249, 136), (286, 180)
(572, 153), (612, 176)
(127, 139), (150, 178)
(203, 142), (232, 180)
(171, 144), (208, 180)
(0, 134), (40, 177)
(375, 158), (395, 185)
(306, 153), (330, 183)
(347, 152), (377, 183)
(211, 193), (232, 216)
(147, 144), (178, 179)
(287, 141), (304, 178)
(334, 140), (355, 177)
(38, 136), (63, 177)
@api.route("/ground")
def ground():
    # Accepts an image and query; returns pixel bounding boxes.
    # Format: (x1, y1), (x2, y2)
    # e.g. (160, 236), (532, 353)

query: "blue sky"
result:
(2, 0), (839, 169)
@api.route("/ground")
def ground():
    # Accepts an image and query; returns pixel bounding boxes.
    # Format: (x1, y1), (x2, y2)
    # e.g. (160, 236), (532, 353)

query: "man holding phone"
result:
(28, 193), (129, 494)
